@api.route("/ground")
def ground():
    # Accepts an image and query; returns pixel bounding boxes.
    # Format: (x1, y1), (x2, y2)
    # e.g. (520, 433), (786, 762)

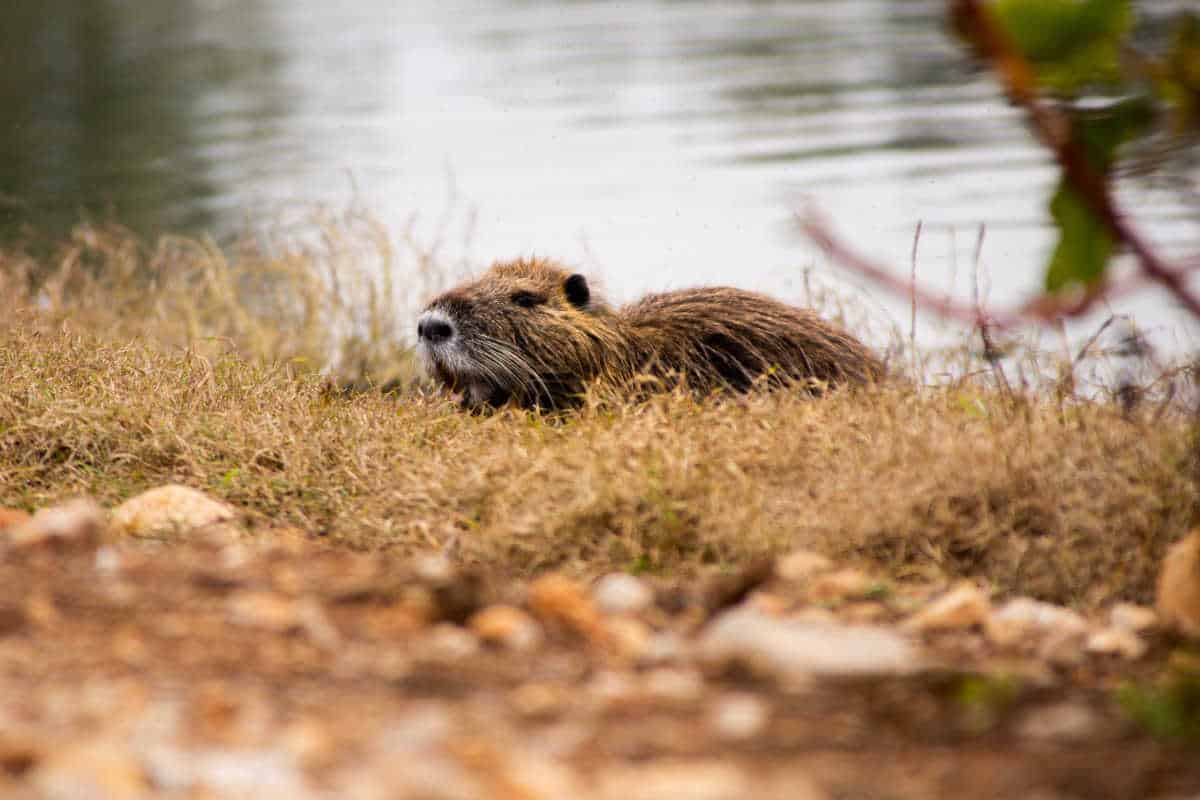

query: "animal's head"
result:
(417, 258), (613, 409)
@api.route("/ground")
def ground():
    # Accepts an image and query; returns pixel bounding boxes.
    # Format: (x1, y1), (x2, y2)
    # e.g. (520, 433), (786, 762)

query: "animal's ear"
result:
(564, 273), (590, 308)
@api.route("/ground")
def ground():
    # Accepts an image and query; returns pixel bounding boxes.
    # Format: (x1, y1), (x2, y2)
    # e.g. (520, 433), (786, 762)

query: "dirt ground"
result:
(1, 526), (1198, 800)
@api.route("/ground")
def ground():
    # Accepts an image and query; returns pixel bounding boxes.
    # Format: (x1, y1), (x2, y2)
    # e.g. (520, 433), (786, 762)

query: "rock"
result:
(903, 582), (991, 633)
(1017, 702), (1099, 742)
(1039, 626), (1089, 667)
(469, 605), (543, 652)
(227, 591), (301, 632)
(605, 616), (652, 661)
(423, 623), (481, 662)
(587, 670), (639, 707)
(775, 549), (835, 582)
(808, 569), (876, 602)
(1156, 530), (1200, 639)
(8, 498), (104, 549)
(984, 597), (1088, 649)
(412, 553), (455, 583)
(745, 592), (788, 618)
(0, 507), (31, 532)
(641, 630), (686, 665)
(1086, 627), (1148, 660)
(281, 718), (337, 769)
(698, 607), (920, 681)
(31, 739), (149, 800)
(109, 485), (239, 542)
(509, 682), (568, 718)
(642, 667), (704, 705)
(227, 592), (338, 647)
(593, 573), (654, 615)
(708, 692), (769, 741)
(1109, 603), (1158, 633)
(139, 744), (309, 797)
(528, 574), (604, 641)
(598, 760), (750, 800)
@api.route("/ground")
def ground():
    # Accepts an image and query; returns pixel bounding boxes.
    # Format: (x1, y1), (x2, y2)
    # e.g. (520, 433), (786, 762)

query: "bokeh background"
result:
(2, 0), (1197, 348)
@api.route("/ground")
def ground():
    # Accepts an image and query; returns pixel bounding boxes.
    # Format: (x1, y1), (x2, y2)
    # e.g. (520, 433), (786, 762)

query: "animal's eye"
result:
(510, 291), (545, 308)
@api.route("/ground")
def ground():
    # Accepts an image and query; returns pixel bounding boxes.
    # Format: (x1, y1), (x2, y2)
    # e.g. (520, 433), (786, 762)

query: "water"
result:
(2, 0), (1198, 351)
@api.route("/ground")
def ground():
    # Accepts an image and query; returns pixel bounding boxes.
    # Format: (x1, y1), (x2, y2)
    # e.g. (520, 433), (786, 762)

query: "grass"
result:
(1, 220), (1198, 607)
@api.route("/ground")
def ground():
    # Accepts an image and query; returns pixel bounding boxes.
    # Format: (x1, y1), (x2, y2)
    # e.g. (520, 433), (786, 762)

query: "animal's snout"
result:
(417, 312), (455, 345)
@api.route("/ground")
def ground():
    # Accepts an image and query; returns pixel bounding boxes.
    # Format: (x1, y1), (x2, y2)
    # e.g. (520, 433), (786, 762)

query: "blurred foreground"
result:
(1, 222), (1198, 797)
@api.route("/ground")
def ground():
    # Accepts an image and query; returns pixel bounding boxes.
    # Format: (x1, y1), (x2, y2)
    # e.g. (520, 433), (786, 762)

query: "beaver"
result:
(416, 257), (882, 409)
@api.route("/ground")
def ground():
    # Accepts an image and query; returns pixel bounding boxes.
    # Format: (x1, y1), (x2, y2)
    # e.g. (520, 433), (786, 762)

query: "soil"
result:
(1, 532), (1198, 800)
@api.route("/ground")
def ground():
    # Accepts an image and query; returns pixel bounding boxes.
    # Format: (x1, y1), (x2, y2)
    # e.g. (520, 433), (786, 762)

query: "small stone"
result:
(1109, 603), (1158, 633)
(984, 597), (1088, 649)
(775, 549), (835, 581)
(1017, 702), (1099, 742)
(904, 583), (991, 632)
(1039, 626), (1089, 667)
(593, 573), (654, 615)
(412, 553), (455, 583)
(502, 755), (584, 800)
(1157, 530), (1200, 639)
(643, 667), (704, 704)
(9, 498), (104, 549)
(1086, 627), (1148, 660)
(528, 574), (604, 641)
(606, 616), (652, 661)
(708, 692), (769, 741)
(748, 592), (790, 616)
(808, 569), (876, 602)
(469, 604), (543, 652)
(228, 591), (301, 632)
(110, 485), (239, 542)
(32, 740), (149, 799)
(510, 682), (567, 718)
(641, 630), (686, 665)
(598, 760), (749, 800)
(698, 607), (919, 681)
(424, 623), (481, 661)
(587, 670), (638, 707)
(0, 507), (31, 532)
(94, 546), (122, 573)
(281, 718), (337, 769)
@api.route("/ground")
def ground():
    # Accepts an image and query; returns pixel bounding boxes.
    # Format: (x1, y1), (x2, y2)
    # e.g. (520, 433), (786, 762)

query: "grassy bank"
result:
(1, 223), (1197, 608)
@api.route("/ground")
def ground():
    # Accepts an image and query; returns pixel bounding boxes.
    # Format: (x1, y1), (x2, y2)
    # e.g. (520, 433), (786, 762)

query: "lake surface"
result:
(2, 0), (1198, 351)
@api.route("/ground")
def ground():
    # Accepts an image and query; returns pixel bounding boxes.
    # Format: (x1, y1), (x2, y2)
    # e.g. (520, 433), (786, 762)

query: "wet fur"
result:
(419, 258), (883, 409)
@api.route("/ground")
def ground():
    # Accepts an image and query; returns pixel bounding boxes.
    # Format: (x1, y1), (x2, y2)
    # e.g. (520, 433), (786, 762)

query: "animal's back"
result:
(619, 286), (882, 392)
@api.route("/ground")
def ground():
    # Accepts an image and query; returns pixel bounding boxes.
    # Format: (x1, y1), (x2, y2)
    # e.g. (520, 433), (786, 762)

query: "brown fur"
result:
(417, 258), (883, 409)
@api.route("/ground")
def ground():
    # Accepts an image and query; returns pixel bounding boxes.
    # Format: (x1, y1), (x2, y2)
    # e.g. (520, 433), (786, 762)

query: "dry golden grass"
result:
(1, 222), (1197, 608)
(0, 211), (463, 386)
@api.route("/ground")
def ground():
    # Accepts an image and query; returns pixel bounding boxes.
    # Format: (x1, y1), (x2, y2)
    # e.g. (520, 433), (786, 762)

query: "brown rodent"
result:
(417, 258), (882, 409)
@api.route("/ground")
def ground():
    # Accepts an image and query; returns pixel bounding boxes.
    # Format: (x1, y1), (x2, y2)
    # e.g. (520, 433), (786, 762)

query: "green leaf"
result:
(1044, 181), (1114, 292)
(992, 0), (1132, 90)
(1075, 95), (1156, 170)
(1163, 12), (1200, 131)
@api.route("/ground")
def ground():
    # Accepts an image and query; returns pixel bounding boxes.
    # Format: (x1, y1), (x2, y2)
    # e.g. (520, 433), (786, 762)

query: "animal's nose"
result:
(418, 318), (454, 344)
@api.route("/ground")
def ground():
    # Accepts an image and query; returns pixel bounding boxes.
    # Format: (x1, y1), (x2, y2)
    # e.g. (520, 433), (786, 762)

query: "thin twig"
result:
(910, 220), (922, 374)
(799, 210), (1012, 328)
(1073, 314), (1119, 366)
(971, 223), (1013, 398)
